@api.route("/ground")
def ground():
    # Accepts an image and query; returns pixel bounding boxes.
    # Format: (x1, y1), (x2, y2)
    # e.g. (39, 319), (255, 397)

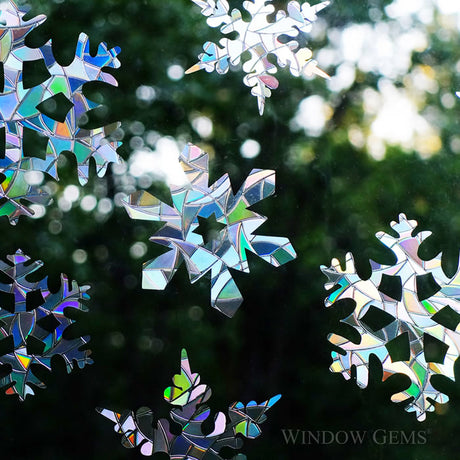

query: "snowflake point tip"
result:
(180, 348), (189, 360)
(185, 63), (201, 74)
(317, 67), (331, 80)
(267, 393), (282, 407)
(213, 295), (243, 317)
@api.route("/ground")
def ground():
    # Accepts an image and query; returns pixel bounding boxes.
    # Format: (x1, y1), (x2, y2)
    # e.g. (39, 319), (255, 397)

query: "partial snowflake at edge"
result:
(321, 213), (460, 421)
(0, 249), (91, 400)
(97, 348), (280, 458)
(187, 0), (330, 114)
(0, 0), (122, 224)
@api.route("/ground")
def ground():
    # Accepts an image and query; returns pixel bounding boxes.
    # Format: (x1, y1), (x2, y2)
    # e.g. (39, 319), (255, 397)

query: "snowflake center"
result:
(194, 213), (226, 245)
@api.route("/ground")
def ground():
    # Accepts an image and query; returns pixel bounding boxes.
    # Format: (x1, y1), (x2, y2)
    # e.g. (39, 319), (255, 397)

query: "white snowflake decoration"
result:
(321, 214), (460, 421)
(0, 0), (122, 224)
(187, 0), (330, 114)
(123, 143), (296, 318)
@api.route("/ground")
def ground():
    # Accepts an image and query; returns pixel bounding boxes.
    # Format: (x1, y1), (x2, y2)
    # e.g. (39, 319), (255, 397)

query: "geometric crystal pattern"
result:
(122, 143), (297, 317)
(0, 1), (121, 224)
(321, 214), (460, 421)
(187, 0), (330, 114)
(0, 249), (91, 400)
(97, 349), (280, 458)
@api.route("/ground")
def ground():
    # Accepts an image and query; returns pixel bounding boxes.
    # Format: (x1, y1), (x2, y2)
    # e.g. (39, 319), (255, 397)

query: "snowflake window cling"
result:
(0, 249), (91, 400)
(97, 348), (280, 458)
(0, 0), (122, 224)
(186, 0), (330, 115)
(122, 143), (297, 318)
(321, 214), (460, 421)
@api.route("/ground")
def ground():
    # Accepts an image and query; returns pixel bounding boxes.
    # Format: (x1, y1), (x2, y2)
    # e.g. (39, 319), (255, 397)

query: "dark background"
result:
(1, 0), (460, 458)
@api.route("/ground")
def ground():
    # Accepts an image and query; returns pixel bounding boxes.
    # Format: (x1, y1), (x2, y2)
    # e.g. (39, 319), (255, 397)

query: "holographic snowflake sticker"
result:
(321, 214), (460, 421)
(123, 143), (296, 317)
(187, 0), (330, 114)
(0, 249), (91, 400)
(98, 349), (280, 458)
(0, 0), (121, 224)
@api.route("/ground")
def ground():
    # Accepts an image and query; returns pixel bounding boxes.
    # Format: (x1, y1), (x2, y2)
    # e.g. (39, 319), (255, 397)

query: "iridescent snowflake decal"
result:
(98, 349), (280, 458)
(187, 0), (330, 114)
(0, 249), (91, 400)
(321, 214), (460, 421)
(122, 143), (296, 317)
(0, 0), (121, 224)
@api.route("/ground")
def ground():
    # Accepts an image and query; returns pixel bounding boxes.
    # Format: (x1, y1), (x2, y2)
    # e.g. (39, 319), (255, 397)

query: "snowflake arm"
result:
(187, 0), (330, 114)
(321, 214), (460, 421)
(0, 250), (91, 400)
(0, 1), (122, 224)
(18, 34), (122, 184)
(97, 407), (155, 456)
(123, 143), (296, 317)
(0, 160), (52, 223)
(97, 349), (280, 458)
(190, 0), (232, 28)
